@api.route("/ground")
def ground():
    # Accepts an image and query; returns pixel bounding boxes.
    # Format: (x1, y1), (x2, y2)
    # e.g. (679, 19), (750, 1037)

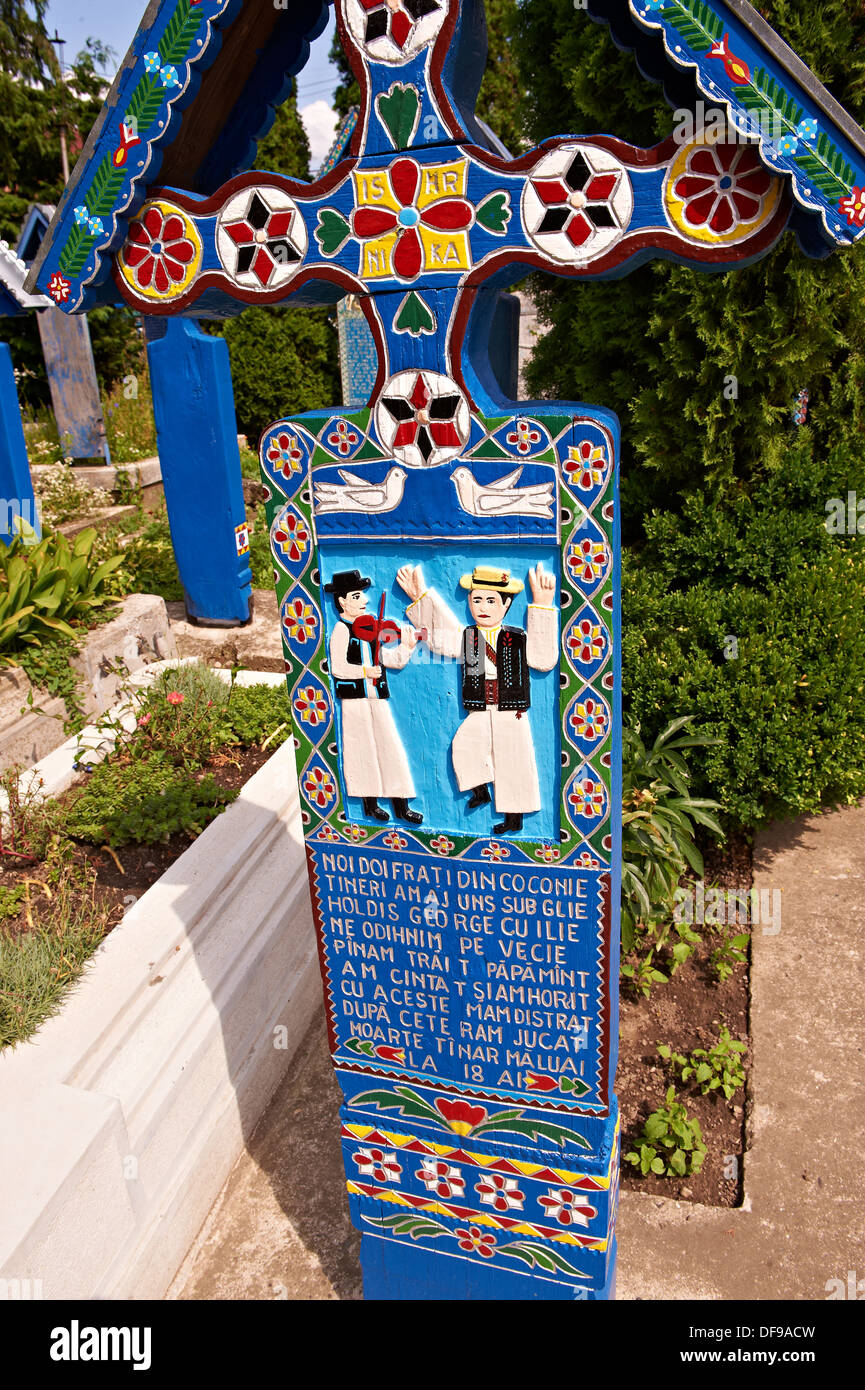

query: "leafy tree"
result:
(216, 305), (340, 446)
(254, 88), (312, 181)
(206, 89), (340, 441)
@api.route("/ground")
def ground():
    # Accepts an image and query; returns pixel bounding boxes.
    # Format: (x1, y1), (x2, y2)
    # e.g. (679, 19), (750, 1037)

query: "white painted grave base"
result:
(0, 664), (319, 1299)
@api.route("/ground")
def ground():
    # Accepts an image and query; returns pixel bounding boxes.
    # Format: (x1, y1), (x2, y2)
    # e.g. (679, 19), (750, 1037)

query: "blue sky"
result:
(45, 0), (340, 165)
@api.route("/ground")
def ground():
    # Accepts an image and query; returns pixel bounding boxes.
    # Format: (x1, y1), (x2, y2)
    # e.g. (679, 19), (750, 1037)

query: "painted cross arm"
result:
(112, 130), (792, 317)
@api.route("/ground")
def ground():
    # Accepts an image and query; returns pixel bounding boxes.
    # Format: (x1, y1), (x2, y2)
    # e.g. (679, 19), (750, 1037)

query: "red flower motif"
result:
(531, 149), (621, 249)
(672, 144), (772, 236)
(266, 432), (304, 480)
(434, 1097), (487, 1136)
(352, 157), (473, 281)
(374, 1045), (405, 1064)
(538, 1187), (595, 1227)
(416, 1158), (465, 1198)
(222, 191), (300, 288)
(353, 1147), (402, 1184)
(293, 686), (328, 726)
(567, 619), (605, 665)
(273, 513), (310, 562)
(840, 186), (865, 228)
(123, 205), (197, 294)
(564, 440), (606, 490)
(455, 1225), (496, 1257)
(569, 778), (606, 819)
(303, 766), (335, 808)
(47, 272), (71, 304)
(380, 372), (464, 461)
(328, 420), (359, 456)
(475, 1173), (525, 1212)
(506, 419), (541, 454)
(568, 538), (607, 584)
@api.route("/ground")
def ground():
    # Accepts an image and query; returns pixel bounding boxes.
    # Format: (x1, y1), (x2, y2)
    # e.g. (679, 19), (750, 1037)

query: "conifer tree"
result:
(514, 0), (865, 536)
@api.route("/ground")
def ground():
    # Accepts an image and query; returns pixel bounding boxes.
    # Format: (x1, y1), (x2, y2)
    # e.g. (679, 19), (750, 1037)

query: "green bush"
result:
(0, 529), (123, 658)
(213, 306), (340, 445)
(65, 753), (236, 848)
(625, 1088), (707, 1178)
(222, 683), (291, 749)
(621, 717), (722, 951)
(623, 443), (865, 828)
(118, 509), (184, 603)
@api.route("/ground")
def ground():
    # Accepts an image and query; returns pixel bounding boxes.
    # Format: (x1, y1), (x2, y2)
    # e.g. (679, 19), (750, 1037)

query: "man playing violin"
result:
(325, 569), (423, 825)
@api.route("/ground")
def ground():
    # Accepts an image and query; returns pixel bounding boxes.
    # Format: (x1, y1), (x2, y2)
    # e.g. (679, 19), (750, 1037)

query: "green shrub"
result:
(658, 1026), (747, 1101)
(213, 306), (340, 444)
(625, 1088), (707, 1178)
(65, 753), (236, 848)
(118, 508), (183, 602)
(0, 529), (123, 658)
(621, 717), (722, 951)
(222, 683), (291, 749)
(0, 865), (110, 1050)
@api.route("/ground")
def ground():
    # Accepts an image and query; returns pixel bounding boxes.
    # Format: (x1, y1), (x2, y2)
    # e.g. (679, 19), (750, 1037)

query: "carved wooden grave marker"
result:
(28, 0), (865, 1299)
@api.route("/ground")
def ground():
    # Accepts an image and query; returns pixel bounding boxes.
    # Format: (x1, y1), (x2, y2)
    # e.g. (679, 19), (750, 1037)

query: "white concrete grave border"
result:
(0, 661), (320, 1299)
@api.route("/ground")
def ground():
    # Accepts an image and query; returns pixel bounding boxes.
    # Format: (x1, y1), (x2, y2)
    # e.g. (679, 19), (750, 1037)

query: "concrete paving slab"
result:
(168, 590), (284, 672)
(171, 803), (865, 1301)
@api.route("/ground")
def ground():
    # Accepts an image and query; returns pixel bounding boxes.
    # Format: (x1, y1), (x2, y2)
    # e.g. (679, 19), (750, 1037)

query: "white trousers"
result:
(451, 707), (541, 813)
(341, 698), (415, 799)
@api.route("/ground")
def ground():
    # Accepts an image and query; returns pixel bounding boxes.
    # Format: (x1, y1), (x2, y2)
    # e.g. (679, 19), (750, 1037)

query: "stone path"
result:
(169, 804), (865, 1301)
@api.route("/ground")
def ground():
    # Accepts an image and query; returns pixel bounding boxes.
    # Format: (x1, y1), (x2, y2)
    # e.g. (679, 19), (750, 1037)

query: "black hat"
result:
(324, 570), (372, 598)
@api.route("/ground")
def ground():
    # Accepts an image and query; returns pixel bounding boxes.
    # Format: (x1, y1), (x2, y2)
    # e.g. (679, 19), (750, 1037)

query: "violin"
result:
(351, 594), (400, 686)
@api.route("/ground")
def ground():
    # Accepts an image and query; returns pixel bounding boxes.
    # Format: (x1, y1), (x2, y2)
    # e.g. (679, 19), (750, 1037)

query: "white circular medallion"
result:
(216, 186), (307, 292)
(521, 144), (633, 265)
(375, 369), (470, 469)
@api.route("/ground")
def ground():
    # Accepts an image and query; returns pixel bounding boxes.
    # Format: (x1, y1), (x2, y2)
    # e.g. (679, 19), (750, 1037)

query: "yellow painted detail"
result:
(117, 199), (202, 301)
(352, 169), (401, 215)
(663, 135), (783, 246)
(418, 226), (471, 272)
(417, 159), (468, 210)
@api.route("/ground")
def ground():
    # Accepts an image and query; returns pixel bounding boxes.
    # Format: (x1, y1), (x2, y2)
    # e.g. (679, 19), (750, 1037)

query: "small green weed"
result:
(0, 865), (109, 1050)
(64, 753), (237, 848)
(658, 1025), (747, 1100)
(711, 930), (750, 982)
(625, 1088), (707, 1177)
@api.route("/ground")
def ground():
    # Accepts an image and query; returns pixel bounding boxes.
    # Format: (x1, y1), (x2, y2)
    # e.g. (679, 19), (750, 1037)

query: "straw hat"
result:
(459, 564), (524, 595)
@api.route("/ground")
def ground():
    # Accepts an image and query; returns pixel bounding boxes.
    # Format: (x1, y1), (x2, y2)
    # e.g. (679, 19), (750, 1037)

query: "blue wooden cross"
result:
(26, 0), (865, 1301)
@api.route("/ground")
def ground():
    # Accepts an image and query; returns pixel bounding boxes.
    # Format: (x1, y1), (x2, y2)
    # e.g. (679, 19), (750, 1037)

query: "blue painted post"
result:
(0, 342), (40, 545)
(145, 317), (251, 624)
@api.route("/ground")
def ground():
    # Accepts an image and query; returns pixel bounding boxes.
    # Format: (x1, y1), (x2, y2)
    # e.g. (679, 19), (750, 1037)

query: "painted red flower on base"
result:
(434, 1097), (487, 1136)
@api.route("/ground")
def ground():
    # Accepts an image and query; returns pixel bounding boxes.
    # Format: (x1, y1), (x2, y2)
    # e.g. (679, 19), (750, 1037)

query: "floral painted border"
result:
(628, 0), (865, 243)
(47, 0), (231, 308)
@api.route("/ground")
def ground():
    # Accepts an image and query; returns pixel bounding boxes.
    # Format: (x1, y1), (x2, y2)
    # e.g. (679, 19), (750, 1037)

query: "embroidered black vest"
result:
(334, 621), (390, 700)
(461, 626), (530, 712)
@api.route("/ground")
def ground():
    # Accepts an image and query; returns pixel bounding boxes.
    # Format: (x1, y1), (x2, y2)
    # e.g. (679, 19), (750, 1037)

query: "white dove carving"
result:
(450, 465), (555, 519)
(313, 465), (407, 515)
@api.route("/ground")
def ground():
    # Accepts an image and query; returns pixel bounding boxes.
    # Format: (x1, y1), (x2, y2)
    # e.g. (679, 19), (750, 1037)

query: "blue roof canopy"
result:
(26, 0), (865, 313)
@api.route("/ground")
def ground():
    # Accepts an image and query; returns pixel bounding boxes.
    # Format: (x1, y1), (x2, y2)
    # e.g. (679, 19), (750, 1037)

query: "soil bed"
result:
(1, 745), (273, 940)
(618, 832), (754, 1209)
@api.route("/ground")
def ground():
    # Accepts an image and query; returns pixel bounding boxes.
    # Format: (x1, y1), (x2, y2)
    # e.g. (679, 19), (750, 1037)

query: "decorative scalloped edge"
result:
(624, 0), (865, 247)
